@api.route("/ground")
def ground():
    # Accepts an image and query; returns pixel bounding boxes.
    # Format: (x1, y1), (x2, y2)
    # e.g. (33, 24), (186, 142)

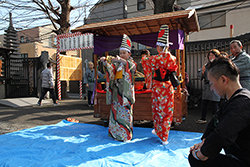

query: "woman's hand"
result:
(100, 57), (107, 67)
(111, 55), (120, 62)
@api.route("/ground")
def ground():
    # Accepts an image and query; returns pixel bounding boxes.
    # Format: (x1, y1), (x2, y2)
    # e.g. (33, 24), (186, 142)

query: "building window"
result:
(199, 11), (226, 29)
(26, 37), (30, 43)
(20, 36), (24, 43)
(21, 53), (28, 58)
(137, 0), (146, 10)
(52, 35), (57, 47)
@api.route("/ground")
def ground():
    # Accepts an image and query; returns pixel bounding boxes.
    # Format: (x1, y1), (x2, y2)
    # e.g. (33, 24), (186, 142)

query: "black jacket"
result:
(201, 88), (250, 166)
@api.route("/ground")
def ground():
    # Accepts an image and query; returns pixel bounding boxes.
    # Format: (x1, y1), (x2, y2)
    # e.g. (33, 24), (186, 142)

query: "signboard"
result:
(57, 32), (94, 52)
(59, 55), (82, 81)
(56, 32), (94, 100)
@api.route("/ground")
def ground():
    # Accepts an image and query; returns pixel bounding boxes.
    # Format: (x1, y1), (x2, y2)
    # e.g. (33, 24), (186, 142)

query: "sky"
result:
(0, 0), (99, 35)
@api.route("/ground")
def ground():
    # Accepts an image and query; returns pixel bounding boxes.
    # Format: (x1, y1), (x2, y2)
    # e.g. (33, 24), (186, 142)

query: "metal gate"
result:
(4, 57), (39, 98)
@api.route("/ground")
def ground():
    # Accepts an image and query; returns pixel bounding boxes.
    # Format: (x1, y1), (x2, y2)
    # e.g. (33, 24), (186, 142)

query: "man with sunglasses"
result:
(188, 57), (250, 167)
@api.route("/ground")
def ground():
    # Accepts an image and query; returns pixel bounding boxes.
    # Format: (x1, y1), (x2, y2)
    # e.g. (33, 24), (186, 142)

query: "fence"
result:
(4, 57), (39, 98)
(185, 33), (250, 107)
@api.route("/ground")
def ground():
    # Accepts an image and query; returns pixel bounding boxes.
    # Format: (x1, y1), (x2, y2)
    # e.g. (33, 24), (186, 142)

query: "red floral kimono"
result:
(141, 51), (177, 142)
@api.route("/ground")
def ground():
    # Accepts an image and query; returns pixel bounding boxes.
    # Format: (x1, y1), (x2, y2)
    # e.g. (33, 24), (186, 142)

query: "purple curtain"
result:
(93, 30), (184, 55)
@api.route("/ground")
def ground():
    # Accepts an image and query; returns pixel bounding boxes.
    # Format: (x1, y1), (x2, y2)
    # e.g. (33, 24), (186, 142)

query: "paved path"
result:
(0, 97), (51, 108)
(0, 93), (84, 108)
(0, 94), (209, 135)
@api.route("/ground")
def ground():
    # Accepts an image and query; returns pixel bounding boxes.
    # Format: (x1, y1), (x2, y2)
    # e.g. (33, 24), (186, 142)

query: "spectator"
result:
(137, 49), (150, 73)
(189, 56), (250, 167)
(138, 49), (152, 89)
(196, 49), (221, 124)
(84, 61), (104, 107)
(230, 40), (250, 90)
(37, 63), (59, 106)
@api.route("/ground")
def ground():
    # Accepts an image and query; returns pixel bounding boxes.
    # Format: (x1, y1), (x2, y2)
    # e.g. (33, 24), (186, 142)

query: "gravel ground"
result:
(0, 98), (211, 135)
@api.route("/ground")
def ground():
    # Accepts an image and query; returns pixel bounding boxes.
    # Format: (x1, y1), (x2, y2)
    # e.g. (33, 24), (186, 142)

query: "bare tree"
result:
(0, 0), (92, 35)
(32, 0), (73, 35)
(152, 0), (175, 14)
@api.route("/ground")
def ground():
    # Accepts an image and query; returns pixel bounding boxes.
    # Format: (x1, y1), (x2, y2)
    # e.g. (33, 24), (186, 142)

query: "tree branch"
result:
(32, 0), (59, 32)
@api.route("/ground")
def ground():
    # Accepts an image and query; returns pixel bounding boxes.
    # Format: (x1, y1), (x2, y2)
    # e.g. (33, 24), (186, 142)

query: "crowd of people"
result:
(36, 23), (250, 167)
(189, 40), (250, 166)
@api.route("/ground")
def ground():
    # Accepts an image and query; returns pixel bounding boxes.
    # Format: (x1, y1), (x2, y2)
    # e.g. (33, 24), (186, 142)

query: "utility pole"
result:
(123, 0), (127, 19)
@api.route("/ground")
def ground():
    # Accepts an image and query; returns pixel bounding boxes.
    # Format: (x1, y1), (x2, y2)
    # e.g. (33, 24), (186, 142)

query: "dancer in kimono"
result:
(141, 25), (178, 145)
(100, 34), (137, 142)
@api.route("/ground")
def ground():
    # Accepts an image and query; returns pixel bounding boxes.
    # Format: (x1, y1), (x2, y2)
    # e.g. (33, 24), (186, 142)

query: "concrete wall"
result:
(175, 0), (250, 42)
(17, 27), (40, 43)
(39, 25), (56, 48)
(19, 43), (36, 57)
(189, 6), (250, 41)
(86, 0), (124, 24)
(0, 35), (4, 48)
(127, 0), (154, 18)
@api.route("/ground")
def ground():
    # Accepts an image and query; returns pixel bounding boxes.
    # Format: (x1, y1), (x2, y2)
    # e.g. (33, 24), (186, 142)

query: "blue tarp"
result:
(0, 120), (202, 167)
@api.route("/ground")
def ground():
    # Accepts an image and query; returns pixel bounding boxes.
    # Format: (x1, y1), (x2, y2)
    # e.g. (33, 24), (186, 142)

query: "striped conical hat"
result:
(119, 34), (132, 53)
(156, 25), (172, 47)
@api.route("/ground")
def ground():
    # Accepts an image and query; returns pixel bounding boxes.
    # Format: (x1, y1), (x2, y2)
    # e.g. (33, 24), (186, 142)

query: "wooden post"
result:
(79, 49), (82, 58)
(176, 49), (181, 93)
(94, 54), (98, 76)
(181, 48), (186, 88)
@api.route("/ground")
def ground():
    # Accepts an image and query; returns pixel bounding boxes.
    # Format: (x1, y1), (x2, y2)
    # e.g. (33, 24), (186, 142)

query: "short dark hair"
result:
(230, 40), (242, 47)
(207, 49), (221, 60)
(140, 49), (150, 56)
(47, 63), (52, 68)
(208, 57), (239, 81)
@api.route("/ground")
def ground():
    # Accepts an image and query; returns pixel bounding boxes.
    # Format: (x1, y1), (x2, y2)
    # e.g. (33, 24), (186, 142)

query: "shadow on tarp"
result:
(0, 120), (202, 167)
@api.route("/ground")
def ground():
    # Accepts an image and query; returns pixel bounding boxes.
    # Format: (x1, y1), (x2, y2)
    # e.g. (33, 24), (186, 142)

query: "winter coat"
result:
(41, 68), (54, 88)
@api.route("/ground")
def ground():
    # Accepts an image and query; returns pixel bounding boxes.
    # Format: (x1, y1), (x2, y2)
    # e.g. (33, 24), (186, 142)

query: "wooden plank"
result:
(94, 91), (185, 123)
(72, 9), (199, 35)
(59, 55), (82, 81)
(122, 25), (131, 35)
(112, 27), (120, 36)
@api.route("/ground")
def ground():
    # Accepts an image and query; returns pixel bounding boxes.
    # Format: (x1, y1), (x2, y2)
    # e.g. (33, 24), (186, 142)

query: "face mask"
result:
(210, 59), (214, 62)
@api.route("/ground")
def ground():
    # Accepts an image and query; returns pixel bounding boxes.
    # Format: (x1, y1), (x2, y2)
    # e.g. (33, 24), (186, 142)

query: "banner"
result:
(57, 32), (94, 52)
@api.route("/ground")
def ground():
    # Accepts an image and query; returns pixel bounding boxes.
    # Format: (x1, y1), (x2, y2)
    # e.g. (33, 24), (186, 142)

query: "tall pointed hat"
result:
(119, 34), (132, 52)
(156, 24), (172, 47)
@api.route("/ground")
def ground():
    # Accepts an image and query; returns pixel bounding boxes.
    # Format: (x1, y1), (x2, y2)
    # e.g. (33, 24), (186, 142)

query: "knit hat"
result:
(119, 34), (132, 53)
(156, 25), (172, 47)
